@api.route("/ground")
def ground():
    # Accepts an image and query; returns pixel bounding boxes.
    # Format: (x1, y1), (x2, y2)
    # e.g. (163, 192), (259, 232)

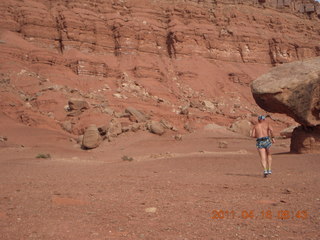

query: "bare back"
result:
(252, 121), (273, 138)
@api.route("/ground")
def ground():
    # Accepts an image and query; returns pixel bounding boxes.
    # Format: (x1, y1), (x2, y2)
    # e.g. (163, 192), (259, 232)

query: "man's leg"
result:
(258, 148), (268, 177)
(266, 148), (272, 174)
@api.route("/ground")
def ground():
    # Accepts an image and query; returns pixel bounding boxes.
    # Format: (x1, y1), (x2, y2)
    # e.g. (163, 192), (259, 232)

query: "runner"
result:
(251, 115), (275, 178)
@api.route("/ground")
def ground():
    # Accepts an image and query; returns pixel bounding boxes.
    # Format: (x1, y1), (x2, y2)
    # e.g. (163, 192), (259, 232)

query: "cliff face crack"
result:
(238, 46), (245, 63)
(166, 31), (177, 58)
(55, 12), (67, 54)
(112, 26), (121, 56)
(268, 38), (277, 66)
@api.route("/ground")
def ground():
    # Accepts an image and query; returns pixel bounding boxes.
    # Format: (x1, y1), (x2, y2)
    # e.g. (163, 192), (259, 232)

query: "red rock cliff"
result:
(0, 0), (320, 134)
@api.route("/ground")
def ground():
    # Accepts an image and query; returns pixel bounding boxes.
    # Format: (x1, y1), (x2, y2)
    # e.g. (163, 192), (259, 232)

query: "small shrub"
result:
(36, 153), (51, 159)
(122, 155), (134, 161)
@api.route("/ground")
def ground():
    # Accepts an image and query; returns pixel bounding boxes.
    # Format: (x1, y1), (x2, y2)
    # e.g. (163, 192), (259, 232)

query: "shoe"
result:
(267, 170), (272, 175)
(263, 171), (268, 178)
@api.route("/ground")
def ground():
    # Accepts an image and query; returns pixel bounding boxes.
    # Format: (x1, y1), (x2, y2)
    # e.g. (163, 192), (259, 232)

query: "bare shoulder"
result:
(267, 121), (273, 130)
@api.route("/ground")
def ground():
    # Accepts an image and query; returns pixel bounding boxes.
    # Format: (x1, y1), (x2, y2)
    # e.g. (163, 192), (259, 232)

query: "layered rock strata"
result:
(0, 0), (320, 141)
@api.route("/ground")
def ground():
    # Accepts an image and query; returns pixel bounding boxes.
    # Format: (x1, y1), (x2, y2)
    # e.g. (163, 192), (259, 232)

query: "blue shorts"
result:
(256, 137), (272, 149)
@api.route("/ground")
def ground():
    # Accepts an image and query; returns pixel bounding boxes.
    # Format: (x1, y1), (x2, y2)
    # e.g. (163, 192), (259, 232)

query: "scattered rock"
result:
(113, 93), (127, 99)
(179, 105), (189, 115)
(82, 125), (102, 149)
(68, 98), (89, 111)
(97, 126), (108, 139)
(61, 121), (73, 133)
(107, 119), (122, 139)
(145, 207), (157, 213)
(229, 119), (252, 136)
(190, 99), (203, 109)
(102, 107), (114, 115)
(25, 102), (32, 108)
(202, 100), (216, 111)
(125, 107), (148, 122)
(282, 188), (293, 194)
(64, 105), (70, 112)
(218, 141), (228, 148)
(174, 134), (182, 141)
(77, 135), (84, 144)
(160, 120), (177, 131)
(120, 122), (131, 133)
(148, 121), (165, 135)
(131, 123), (142, 132)
(184, 123), (193, 133)
(0, 136), (8, 142)
(67, 99), (90, 117)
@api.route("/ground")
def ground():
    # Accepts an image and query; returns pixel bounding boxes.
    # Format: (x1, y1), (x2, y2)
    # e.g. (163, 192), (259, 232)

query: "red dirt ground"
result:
(0, 120), (319, 240)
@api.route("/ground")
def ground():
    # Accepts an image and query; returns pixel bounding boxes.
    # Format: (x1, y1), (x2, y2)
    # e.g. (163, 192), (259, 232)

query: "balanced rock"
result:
(290, 126), (320, 154)
(251, 57), (320, 126)
(82, 125), (102, 149)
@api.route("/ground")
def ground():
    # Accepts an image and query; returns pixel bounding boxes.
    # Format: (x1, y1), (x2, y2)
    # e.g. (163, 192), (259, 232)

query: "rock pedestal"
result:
(290, 126), (320, 154)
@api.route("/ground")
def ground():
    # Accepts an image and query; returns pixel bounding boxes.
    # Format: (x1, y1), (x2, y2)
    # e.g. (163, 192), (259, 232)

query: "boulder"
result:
(68, 98), (89, 111)
(229, 119), (252, 136)
(251, 57), (320, 126)
(131, 123), (142, 132)
(179, 105), (189, 115)
(202, 100), (216, 111)
(61, 121), (73, 133)
(290, 125), (320, 154)
(148, 121), (165, 135)
(125, 107), (148, 122)
(160, 119), (177, 131)
(102, 107), (114, 115)
(107, 119), (122, 139)
(82, 125), (102, 149)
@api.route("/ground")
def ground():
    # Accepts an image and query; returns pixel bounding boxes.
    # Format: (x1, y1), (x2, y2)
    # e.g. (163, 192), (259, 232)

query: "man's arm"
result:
(268, 124), (275, 143)
(250, 126), (256, 138)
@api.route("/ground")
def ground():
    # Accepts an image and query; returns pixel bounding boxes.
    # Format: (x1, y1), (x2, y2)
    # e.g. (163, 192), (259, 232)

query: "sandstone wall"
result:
(0, 0), (320, 132)
(1, 0), (319, 69)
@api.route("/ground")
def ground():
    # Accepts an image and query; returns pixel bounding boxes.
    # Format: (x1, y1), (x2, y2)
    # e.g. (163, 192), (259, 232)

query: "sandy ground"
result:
(0, 126), (319, 240)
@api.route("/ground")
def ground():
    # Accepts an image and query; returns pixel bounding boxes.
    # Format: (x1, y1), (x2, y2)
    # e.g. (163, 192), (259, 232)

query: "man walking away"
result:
(251, 115), (275, 178)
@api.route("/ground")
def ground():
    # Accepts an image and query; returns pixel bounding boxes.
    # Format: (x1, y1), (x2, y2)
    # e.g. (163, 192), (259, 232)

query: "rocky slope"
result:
(1, 0), (320, 141)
